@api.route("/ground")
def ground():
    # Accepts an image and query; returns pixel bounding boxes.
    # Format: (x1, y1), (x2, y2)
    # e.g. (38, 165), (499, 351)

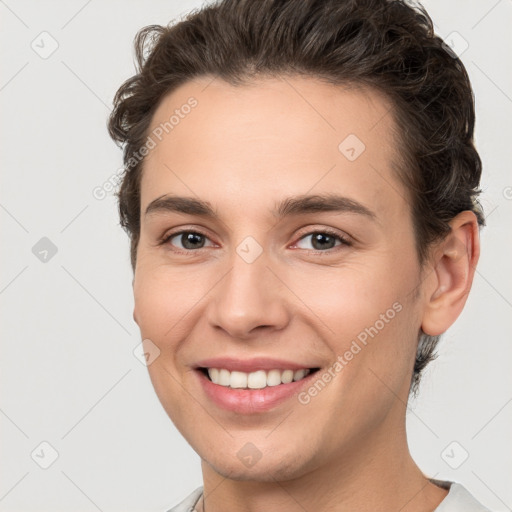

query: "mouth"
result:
(193, 360), (322, 414)
(198, 367), (320, 389)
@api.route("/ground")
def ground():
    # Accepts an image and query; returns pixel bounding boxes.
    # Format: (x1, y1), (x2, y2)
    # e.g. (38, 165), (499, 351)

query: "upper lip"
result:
(195, 357), (320, 373)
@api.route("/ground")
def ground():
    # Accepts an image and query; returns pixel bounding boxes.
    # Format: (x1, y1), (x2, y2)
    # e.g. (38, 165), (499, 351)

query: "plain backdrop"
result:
(1, 1), (511, 511)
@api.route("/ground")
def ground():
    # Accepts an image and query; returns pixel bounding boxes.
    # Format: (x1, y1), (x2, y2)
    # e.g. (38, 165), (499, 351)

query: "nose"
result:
(206, 250), (290, 340)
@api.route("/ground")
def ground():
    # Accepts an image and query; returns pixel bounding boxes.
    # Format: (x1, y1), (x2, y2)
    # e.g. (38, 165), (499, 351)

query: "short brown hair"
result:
(108, 0), (484, 395)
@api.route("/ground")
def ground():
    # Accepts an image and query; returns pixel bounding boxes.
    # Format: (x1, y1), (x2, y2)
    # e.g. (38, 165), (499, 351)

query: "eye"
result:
(293, 230), (351, 252)
(159, 228), (351, 253)
(163, 230), (215, 251)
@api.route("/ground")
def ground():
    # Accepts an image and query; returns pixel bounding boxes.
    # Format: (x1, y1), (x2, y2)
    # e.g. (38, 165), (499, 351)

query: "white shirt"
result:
(165, 481), (492, 512)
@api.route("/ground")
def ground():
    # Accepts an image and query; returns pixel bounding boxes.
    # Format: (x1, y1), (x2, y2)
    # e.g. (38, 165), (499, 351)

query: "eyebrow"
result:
(144, 193), (376, 220)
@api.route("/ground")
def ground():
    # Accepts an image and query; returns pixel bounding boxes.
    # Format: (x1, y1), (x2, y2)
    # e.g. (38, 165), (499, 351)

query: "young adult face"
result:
(132, 76), (476, 483)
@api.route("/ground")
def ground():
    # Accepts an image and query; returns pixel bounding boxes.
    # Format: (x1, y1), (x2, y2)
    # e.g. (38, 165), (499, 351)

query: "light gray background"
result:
(1, 1), (511, 511)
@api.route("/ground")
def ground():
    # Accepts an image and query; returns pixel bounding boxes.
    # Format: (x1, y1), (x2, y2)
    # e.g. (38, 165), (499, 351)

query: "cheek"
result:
(132, 267), (202, 425)
(133, 263), (207, 347)
(133, 276), (168, 343)
(290, 255), (416, 340)
(290, 253), (421, 395)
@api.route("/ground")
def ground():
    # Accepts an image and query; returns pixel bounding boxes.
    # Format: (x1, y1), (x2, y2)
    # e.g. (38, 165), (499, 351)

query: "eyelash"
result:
(158, 227), (352, 255)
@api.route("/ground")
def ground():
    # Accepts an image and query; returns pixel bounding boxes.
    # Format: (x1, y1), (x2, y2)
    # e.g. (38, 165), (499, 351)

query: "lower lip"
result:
(196, 369), (318, 414)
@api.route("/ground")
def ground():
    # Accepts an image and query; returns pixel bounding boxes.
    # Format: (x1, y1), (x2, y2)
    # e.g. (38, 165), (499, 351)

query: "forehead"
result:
(141, 75), (407, 222)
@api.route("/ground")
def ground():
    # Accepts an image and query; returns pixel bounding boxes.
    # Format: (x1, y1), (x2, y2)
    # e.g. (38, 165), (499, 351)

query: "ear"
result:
(421, 211), (480, 336)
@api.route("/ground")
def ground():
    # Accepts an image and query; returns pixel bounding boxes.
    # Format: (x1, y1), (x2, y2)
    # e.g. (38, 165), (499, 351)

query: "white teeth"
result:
(206, 368), (312, 389)
(208, 368), (219, 384)
(281, 369), (294, 384)
(218, 368), (230, 386)
(247, 370), (267, 389)
(293, 369), (307, 381)
(230, 371), (247, 389)
(266, 369), (282, 387)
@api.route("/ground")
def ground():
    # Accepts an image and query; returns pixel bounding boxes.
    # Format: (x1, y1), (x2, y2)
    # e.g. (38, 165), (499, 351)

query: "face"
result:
(133, 76), (427, 481)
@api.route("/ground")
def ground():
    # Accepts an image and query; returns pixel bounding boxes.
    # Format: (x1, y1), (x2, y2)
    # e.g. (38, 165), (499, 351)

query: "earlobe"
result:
(421, 211), (480, 336)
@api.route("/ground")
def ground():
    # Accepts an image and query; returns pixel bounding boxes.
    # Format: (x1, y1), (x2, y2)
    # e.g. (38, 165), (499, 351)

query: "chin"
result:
(201, 444), (315, 482)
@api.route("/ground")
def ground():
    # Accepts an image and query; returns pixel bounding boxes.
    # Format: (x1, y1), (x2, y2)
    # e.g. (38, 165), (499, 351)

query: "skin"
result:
(132, 75), (480, 511)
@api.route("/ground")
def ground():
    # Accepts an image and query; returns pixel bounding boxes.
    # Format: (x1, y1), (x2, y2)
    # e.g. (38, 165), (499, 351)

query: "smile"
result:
(203, 367), (313, 389)
(194, 359), (322, 413)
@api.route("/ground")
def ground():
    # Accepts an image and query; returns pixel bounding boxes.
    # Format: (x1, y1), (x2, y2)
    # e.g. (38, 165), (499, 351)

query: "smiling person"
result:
(108, 0), (490, 511)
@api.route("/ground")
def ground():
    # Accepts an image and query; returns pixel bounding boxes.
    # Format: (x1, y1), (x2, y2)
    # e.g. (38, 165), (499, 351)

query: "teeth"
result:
(293, 369), (307, 381)
(206, 368), (311, 389)
(281, 369), (294, 384)
(248, 370), (267, 389)
(209, 368), (219, 383)
(230, 371), (247, 389)
(266, 369), (282, 387)
(218, 368), (230, 386)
